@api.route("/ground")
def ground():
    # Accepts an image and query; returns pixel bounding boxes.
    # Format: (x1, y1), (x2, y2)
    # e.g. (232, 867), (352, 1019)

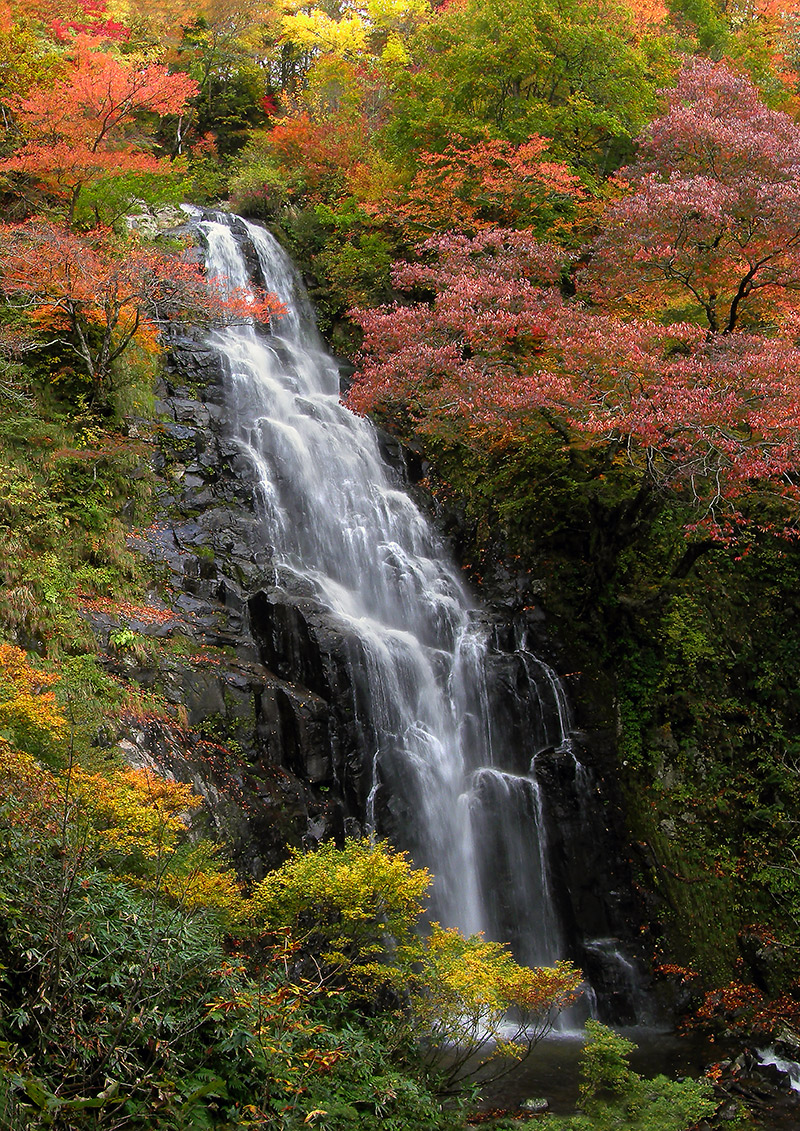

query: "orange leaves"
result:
(256, 110), (373, 206)
(0, 636), (243, 920)
(0, 720), (245, 919)
(77, 593), (184, 627)
(10, 32), (197, 142)
(72, 764), (199, 857)
(621, 0), (667, 28)
(0, 34), (197, 221)
(389, 136), (583, 238)
(0, 219), (284, 398)
(0, 640), (66, 745)
(694, 976), (800, 1037)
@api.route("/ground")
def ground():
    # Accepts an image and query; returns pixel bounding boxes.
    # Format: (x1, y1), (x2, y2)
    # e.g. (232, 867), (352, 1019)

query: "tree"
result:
(387, 0), (673, 175)
(250, 837), (431, 995)
(0, 641), (65, 753)
(48, 0), (131, 44)
(0, 34), (198, 224)
(348, 230), (800, 540)
(0, 23), (65, 138)
(412, 925), (581, 1088)
(249, 837), (582, 1087)
(276, 0), (431, 90)
(386, 136), (582, 239)
(585, 58), (800, 333)
(0, 220), (285, 408)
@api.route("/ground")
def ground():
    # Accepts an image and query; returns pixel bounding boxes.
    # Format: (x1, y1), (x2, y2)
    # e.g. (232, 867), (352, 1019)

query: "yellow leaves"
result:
(365, 0), (430, 27)
(250, 838), (430, 991)
(252, 837), (430, 927)
(380, 31), (408, 66)
(72, 765), (198, 857)
(71, 765), (246, 920)
(0, 644), (244, 920)
(278, 0), (429, 66)
(0, 736), (63, 833)
(159, 842), (245, 918)
(0, 641), (66, 746)
(410, 924), (582, 1078)
(281, 9), (367, 56)
(249, 836), (580, 1088)
(415, 924), (519, 1020)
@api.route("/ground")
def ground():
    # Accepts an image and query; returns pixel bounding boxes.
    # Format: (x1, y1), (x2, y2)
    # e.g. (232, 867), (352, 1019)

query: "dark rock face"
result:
(98, 293), (651, 1020)
(99, 330), (400, 876)
(90, 337), (337, 874)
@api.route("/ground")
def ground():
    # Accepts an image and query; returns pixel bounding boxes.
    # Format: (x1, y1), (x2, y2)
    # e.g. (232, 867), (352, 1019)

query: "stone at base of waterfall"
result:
(520, 1098), (549, 1113)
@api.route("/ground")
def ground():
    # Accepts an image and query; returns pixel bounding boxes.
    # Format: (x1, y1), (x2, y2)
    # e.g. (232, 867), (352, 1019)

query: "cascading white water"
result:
(196, 211), (584, 964)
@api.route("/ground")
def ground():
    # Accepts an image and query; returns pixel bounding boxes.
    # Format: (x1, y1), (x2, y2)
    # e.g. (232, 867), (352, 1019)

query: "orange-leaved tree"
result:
(0, 219), (285, 407)
(0, 33), (198, 225)
(0, 641), (66, 755)
(387, 136), (583, 239)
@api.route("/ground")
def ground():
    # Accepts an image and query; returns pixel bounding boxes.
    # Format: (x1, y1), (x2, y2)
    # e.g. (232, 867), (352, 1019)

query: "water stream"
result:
(194, 210), (623, 991)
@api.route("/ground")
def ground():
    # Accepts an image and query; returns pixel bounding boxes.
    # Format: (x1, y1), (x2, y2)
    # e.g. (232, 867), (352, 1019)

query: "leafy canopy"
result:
(585, 58), (800, 333)
(0, 34), (198, 225)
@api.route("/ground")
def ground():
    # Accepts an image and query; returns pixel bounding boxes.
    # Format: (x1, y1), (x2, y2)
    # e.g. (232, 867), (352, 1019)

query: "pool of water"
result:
(476, 1028), (723, 1115)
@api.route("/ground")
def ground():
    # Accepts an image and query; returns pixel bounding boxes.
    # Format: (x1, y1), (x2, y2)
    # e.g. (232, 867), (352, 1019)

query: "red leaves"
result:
(348, 229), (800, 537)
(0, 220), (285, 396)
(348, 231), (569, 438)
(584, 59), (800, 333)
(0, 35), (197, 221)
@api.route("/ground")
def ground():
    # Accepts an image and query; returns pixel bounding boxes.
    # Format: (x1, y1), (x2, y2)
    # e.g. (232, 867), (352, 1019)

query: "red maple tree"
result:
(0, 220), (284, 405)
(348, 230), (800, 538)
(584, 58), (800, 333)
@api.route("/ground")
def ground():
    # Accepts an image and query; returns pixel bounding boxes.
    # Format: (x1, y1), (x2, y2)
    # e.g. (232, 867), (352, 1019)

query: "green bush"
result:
(544, 1021), (718, 1131)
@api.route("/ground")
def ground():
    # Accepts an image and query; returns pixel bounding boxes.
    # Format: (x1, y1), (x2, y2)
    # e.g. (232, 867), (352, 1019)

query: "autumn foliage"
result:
(349, 61), (800, 542)
(586, 58), (800, 333)
(0, 219), (284, 403)
(250, 837), (581, 1083)
(0, 35), (197, 224)
(0, 642), (66, 749)
(350, 227), (800, 537)
(387, 136), (583, 238)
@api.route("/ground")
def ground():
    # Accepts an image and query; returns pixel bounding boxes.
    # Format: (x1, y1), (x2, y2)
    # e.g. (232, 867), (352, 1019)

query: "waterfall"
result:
(192, 211), (614, 982)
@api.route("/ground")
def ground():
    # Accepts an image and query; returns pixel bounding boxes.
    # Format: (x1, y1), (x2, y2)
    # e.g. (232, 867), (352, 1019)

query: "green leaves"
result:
(542, 1021), (718, 1131)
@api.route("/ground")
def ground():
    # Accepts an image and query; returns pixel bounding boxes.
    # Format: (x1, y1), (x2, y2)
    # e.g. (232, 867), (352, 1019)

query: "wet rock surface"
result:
(86, 217), (654, 1030)
(706, 1049), (800, 1129)
(84, 336), (347, 876)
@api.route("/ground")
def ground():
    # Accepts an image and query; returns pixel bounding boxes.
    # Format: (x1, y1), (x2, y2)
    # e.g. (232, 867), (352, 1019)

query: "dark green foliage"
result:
(0, 778), (463, 1130)
(173, 19), (273, 156)
(544, 1021), (718, 1130)
(414, 414), (800, 983)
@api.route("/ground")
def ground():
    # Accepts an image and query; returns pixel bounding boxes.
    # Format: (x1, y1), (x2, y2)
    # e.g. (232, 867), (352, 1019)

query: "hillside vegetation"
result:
(1, 0), (800, 1125)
